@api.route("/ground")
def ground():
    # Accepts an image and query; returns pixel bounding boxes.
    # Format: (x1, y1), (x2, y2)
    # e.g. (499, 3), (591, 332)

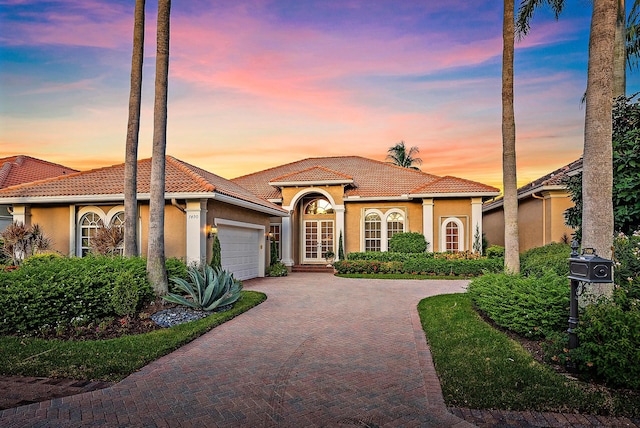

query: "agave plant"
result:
(162, 265), (242, 311)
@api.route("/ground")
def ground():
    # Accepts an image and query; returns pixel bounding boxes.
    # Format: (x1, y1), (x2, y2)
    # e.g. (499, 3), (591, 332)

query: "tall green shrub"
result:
(270, 237), (278, 266)
(388, 232), (428, 253)
(520, 242), (571, 278)
(338, 230), (345, 260)
(210, 234), (222, 270)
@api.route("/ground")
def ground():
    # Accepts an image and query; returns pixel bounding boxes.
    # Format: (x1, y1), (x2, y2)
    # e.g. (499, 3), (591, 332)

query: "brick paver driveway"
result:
(1, 273), (473, 427)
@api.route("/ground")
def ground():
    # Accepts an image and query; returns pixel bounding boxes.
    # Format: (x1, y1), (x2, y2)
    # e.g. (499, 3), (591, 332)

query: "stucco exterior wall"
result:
(482, 190), (575, 253)
(343, 200), (424, 254)
(432, 199), (473, 252)
(482, 208), (505, 247)
(30, 206), (71, 256)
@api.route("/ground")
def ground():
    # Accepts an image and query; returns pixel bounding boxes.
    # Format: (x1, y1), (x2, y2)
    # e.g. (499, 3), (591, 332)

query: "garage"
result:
(216, 224), (262, 281)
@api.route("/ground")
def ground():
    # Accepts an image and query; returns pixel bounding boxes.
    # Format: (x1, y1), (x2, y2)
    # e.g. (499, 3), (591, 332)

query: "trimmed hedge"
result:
(0, 256), (187, 334)
(388, 232), (428, 253)
(466, 272), (570, 338)
(334, 254), (502, 277)
(520, 242), (571, 278)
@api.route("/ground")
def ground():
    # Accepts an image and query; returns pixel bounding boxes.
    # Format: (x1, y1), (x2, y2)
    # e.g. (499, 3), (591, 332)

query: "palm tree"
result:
(503, 0), (520, 274)
(516, 0), (639, 97)
(582, 0), (616, 268)
(147, 0), (171, 296)
(386, 141), (423, 170)
(124, 0), (145, 257)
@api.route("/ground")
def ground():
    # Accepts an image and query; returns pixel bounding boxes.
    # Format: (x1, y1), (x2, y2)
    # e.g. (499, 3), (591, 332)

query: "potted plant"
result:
(323, 250), (335, 265)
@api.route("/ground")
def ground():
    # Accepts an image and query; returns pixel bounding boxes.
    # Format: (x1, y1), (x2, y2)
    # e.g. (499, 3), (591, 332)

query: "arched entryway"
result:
(301, 196), (335, 263)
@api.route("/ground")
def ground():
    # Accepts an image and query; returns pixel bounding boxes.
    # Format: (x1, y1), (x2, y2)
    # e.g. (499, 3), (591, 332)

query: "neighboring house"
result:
(0, 156), (287, 280)
(483, 158), (582, 252)
(232, 156), (500, 267)
(0, 155), (78, 231)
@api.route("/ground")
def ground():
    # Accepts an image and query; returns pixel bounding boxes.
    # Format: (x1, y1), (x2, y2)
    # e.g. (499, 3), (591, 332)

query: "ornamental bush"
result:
(574, 301), (640, 389)
(334, 256), (502, 276)
(388, 232), (428, 253)
(0, 256), (156, 334)
(266, 261), (289, 277)
(520, 242), (571, 278)
(467, 271), (569, 339)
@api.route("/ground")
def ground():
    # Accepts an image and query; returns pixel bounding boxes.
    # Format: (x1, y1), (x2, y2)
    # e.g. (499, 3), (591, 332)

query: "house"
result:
(482, 158), (581, 252)
(0, 155), (78, 231)
(0, 156), (287, 280)
(232, 156), (500, 267)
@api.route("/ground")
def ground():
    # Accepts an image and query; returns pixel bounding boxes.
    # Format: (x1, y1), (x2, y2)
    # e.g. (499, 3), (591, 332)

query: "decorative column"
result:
(185, 199), (207, 266)
(281, 207), (294, 267)
(335, 205), (345, 260)
(471, 197), (483, 253)
(422, 199), (434, 252)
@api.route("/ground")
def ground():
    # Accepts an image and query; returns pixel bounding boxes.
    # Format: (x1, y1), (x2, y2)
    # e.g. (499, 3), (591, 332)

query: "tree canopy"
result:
(386, 141), (423, 170)
(564, 94), (640, 239)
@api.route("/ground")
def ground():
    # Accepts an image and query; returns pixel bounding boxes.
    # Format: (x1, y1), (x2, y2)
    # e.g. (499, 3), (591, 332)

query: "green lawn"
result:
(418, 293), (639, 417)
(0, 291), (266, 382)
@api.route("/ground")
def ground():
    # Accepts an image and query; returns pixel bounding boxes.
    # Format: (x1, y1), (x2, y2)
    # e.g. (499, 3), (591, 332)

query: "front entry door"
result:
(303, 220), (334, 262)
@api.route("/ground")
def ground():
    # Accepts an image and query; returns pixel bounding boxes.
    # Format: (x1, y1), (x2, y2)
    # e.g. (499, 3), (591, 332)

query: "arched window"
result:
(304, 198), (334, 215)
(445, 221), (459, 252)
(364, 212), (381, 252)
(386, 212), (405, 246)
(110, 211), (125, 256)
(80, 212), (104, 256)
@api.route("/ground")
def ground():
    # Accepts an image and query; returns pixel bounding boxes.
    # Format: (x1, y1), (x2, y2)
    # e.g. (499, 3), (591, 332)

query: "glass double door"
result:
(303, 220), (334, 263)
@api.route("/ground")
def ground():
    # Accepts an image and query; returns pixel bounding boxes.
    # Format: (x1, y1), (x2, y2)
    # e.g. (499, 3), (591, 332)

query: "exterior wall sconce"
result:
(206, 225), (217, 238)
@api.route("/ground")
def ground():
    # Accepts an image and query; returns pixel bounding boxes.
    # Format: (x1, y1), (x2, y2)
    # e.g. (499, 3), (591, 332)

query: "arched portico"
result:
(280, 188), (345, 267)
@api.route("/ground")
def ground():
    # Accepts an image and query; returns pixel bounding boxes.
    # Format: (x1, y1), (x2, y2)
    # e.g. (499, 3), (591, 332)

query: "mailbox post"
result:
(567, 240), (614, 365)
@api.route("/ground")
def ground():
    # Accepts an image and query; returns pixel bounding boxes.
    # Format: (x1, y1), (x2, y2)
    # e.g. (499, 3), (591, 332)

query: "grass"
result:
(418, 293), (640, 417)
(336, 273), (463, 280)
(0, 291), (266, 382)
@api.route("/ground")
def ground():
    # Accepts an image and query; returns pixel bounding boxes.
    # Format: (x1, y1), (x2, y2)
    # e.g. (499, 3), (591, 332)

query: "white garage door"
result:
(217, 225), (260, 281)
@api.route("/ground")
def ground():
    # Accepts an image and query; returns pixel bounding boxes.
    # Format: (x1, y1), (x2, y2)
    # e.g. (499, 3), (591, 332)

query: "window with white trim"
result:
(364, 212), (381, 252)
(110, 211), (125, 256)
(440, 217), (464, 252)
(80, 212), (104, 256)
(445, 221), (459, 252)
(386, 212), (405, 247)
(269, 223), (281, 260)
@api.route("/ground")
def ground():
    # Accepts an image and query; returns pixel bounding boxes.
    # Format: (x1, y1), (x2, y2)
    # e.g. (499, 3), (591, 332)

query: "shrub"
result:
(266, 261), (288, 277)
(0, 256), (154, 334)
(613, 231), (640, 305)
(163, 265), (242, 311)
(347, 252), (420, 262)
(334, 256), (501, 276)
(573, 301), (640, 389)
(486, 245), (505, 259)
(1, 223), (52, 265)
(90, 225), (124, 256)
(388, 232), (428, 253)
(110, 271), (144, 316)
(333, 260), (403, 275)
(467, 272), (570, 338)
(210, 234), (222, 270)
(520, 242), (571, 278)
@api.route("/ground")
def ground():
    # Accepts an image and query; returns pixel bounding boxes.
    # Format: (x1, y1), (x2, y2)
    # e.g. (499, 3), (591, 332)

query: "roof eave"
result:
(410, 191), (501, 198)
(268, 179), (354, 187)
(0, 191), (288, 217)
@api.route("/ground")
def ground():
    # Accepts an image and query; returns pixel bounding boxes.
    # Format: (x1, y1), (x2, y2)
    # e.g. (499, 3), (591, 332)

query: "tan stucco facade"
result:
(483, 190), (575, 252)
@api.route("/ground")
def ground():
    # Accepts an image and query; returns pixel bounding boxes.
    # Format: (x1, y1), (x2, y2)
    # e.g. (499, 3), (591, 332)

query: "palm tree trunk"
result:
(614, 0), (626, 97)
(503, 0), (520, 274)
(124, 0), (145, 257)
(147, 0), (171, 296)
(582, 0), (617, 298)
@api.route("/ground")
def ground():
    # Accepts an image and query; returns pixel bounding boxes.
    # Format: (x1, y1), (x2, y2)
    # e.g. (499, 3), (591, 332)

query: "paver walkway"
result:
(1, 273), (472, 427)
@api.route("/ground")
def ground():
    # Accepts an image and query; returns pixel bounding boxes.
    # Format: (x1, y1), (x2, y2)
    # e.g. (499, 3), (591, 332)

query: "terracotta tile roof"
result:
(233, 156), (499, 200)
(0, 156), (285, 214)
(0, 155), (78, 189)
(269, 166), (354, 184)
(412, 176), (499, 194)
(517, 158), (582, 195)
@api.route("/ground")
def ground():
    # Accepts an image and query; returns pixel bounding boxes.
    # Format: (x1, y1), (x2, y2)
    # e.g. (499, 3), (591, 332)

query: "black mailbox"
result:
(568, 248), (613, 283)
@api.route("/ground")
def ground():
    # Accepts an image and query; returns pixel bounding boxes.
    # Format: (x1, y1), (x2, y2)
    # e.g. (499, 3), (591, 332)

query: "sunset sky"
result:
(1, 0), (638, 191)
